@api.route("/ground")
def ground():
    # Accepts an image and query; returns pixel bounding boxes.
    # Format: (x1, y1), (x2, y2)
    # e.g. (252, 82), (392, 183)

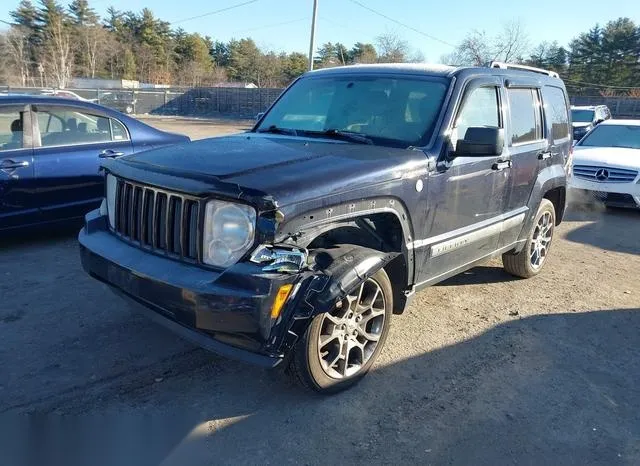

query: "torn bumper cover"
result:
(79, 209), (397, 367)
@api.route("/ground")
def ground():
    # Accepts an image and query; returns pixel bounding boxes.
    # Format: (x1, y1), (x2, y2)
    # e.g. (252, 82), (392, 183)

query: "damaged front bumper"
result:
(79, 210), (397, 368)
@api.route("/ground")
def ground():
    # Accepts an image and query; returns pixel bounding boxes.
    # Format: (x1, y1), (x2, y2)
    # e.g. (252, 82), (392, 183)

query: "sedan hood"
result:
(573, 146), (640, 171)
(112, 133), (424, 208)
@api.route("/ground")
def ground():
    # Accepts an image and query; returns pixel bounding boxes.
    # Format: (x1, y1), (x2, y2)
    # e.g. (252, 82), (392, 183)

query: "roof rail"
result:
(489, 61), (559, 79)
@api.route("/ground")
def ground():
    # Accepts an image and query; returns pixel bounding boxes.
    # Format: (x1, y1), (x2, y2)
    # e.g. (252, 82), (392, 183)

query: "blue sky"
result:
(3, 0), (640, 61)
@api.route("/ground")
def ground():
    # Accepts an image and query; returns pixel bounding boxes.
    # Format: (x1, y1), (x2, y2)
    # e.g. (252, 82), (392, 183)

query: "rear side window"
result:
(543, 86), (570, 142)
(36, 106), (129, 147)
(0, 107), (25, 151)
(508, 88), (542, 145)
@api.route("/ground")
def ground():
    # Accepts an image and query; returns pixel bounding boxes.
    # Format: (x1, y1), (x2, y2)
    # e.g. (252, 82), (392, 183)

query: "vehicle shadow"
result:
(437, 265), (519, 286)
(7, 309), (638, 466)
(0, 222), (81, 250)
(563, 206), (640, 255)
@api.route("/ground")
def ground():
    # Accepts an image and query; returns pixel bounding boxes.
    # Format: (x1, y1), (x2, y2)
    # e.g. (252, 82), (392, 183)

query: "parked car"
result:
(39, 89), (98, 103)
(571, 105), (611, 142)
(98, 92), (137, 114)
(80, 62), (569, 393)
(569, 119), (640, 209)
(0, 95), (190, 232)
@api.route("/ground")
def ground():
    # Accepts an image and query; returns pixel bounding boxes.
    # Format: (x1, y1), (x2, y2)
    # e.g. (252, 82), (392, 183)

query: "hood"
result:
(573, 146), (640, 171)
(572, 122), (592, 129)
(113, 133), (425, 208)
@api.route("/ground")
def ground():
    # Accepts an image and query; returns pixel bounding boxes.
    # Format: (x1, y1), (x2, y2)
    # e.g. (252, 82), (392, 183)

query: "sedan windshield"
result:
(256, 75), (449, 148)
(579, 124), (640, 149)
(571, 109), (595, 123)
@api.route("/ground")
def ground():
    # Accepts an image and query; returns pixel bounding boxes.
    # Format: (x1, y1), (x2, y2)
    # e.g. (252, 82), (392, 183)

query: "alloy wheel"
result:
(530, 211), (554, 269)
(317, 278), (386, 379)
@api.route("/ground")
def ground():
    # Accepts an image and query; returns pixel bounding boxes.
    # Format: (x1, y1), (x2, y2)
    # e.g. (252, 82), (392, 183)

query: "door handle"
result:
(538, 151), (552, 160)
(1, 159), (30, 170)
(98, 149), (125, 159)
(492, 160), (511, 171)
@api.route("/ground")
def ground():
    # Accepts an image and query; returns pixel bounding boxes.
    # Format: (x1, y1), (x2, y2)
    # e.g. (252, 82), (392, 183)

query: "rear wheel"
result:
(502, 199), (556, 278)
(289, 268), (393, 394)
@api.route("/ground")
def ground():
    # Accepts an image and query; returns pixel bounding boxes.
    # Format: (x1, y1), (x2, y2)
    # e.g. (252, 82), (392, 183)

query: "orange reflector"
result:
(271, 284), (293, 319)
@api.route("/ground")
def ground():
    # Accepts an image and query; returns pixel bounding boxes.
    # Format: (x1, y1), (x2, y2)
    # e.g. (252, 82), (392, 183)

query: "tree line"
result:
(0, 0), (420, 89)
(1, 1), (639, 96)
(443, 18), (640, 96)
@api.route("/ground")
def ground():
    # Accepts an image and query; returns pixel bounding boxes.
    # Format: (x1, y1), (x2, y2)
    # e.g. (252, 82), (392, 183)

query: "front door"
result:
(32, 104), (134, 222)
(416, 78), (512, 285)
(0, 105), (37, 230)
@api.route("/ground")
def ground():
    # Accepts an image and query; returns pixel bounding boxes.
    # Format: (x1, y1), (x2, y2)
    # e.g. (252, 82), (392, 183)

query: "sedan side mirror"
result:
(454, 127), (504, 157)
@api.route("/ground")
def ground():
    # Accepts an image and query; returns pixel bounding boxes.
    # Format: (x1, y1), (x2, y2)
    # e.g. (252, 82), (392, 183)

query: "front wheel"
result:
(288, 268), (393, 394)
(502, 199), (556, 278)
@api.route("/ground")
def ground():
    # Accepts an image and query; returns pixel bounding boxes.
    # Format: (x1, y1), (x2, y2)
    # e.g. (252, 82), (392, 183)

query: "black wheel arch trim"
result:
(515, 164), (566, 252)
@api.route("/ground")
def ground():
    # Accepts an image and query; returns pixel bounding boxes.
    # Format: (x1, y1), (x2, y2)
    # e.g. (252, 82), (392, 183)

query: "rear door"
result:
(0, 104), (37, 230)
(500, 83), (548, 246)
(32, 104), (134, 221)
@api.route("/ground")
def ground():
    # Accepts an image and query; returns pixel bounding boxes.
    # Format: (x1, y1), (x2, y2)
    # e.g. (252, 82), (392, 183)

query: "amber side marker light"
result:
(271, 284), (293, 319)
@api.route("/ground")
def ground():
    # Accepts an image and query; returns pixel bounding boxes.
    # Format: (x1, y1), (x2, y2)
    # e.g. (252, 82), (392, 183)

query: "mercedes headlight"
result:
(203, 200), (256, 268)
(105, 174), (117, 228)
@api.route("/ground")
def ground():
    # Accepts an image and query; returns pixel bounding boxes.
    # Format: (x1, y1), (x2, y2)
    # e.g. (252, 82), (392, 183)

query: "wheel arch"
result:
(278, 199), (415, 315)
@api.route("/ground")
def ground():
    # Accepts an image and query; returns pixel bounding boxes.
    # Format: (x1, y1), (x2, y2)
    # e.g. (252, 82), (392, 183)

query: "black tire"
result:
(288, 268), (393, 394)
(502, 199), (556, 278)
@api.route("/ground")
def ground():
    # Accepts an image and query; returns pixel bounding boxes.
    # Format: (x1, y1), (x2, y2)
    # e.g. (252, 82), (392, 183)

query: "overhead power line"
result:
(172, 0), (260, 25)
(346, 0), (456, 48)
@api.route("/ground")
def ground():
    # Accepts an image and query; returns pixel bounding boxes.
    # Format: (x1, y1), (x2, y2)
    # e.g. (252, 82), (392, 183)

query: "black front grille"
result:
(113, 178), (201, 261)
(588, 191), (638, 207)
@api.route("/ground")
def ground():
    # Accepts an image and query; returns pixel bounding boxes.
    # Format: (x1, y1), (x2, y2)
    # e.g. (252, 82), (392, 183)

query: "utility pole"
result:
(308, 0), (318, 71)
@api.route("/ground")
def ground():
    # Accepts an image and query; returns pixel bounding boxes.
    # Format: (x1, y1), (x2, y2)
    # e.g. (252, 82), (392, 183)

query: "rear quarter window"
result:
(542, 86), (570, 143)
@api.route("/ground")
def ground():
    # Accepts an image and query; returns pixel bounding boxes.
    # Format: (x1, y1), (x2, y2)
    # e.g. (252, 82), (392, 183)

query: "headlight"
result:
(106, 174), (117, 228)
(203, 200), (256, 267)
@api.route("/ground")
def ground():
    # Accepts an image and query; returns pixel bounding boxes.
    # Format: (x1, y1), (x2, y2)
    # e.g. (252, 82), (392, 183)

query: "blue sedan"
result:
(0, 95), (190, 232)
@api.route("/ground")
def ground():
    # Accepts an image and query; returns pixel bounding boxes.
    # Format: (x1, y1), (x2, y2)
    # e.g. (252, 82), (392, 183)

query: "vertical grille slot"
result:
(111, 177), (200, 262)
(156, 192), (168, 250)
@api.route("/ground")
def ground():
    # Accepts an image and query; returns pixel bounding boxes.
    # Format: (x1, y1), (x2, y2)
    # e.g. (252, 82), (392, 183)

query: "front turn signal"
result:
(271, 284), (293, 319)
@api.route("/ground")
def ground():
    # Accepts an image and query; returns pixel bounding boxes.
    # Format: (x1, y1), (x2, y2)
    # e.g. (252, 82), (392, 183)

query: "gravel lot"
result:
(1, 118), (639, 465)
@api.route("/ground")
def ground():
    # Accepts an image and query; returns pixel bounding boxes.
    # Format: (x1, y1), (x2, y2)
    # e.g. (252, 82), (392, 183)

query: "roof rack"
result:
(489, 61), (559, 79)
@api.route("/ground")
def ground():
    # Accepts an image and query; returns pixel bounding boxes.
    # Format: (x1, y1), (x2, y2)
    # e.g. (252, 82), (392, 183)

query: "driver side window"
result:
(452, 86), (500, 149)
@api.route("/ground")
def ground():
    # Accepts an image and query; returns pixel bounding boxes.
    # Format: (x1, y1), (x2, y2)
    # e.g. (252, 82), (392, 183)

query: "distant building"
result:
(71, 78), (139, 89)
(211, 82), (258, 89)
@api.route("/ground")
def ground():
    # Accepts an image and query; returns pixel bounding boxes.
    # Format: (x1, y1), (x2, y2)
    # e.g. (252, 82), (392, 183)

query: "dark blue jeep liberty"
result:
(80, 62), (570, 393)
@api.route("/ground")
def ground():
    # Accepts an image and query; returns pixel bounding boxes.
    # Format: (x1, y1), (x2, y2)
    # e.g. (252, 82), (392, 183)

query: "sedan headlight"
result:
(106, 174), (117, 228)
(203, 200), (256, 267)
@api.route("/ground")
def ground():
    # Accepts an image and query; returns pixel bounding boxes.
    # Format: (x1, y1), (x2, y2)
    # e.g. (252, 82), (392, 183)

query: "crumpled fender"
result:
(304, 244), (398, 315)
(274, 244), (398, 356)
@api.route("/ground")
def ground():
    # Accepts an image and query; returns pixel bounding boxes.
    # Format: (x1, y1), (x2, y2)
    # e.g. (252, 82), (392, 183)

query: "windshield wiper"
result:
(257, 125), (298, 136)
(305, 129), (374, 145)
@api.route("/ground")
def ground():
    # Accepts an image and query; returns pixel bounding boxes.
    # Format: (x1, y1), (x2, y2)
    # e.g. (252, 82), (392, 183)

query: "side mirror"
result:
(454, 127), (504, 157)
(594, 118), (604, 125)
(255, 112), (265, 121)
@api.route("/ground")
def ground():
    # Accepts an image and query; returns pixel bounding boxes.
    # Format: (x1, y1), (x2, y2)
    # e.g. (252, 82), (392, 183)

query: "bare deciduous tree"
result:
(2, 27), (32, 86)
(442, 20), (529, 66)
(42, 16), (74, 88)
(375, 32), (410, 63)
(78, 25), (108, 78)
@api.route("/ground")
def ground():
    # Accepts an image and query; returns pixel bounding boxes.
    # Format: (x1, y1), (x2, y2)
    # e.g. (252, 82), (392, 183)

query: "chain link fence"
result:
(0, 86), (284, 119)
(3, 85), (640, 120)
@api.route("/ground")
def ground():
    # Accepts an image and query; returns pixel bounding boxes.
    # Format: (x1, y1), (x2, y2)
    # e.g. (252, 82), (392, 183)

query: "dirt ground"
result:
(1, 118), (639, 466)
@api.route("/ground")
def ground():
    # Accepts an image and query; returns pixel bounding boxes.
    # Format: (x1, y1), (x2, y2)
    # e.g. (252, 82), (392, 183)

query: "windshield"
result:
(579, 124), (640, 149)
(256, 75), (449, 148)
(571, 109), (595, 123)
